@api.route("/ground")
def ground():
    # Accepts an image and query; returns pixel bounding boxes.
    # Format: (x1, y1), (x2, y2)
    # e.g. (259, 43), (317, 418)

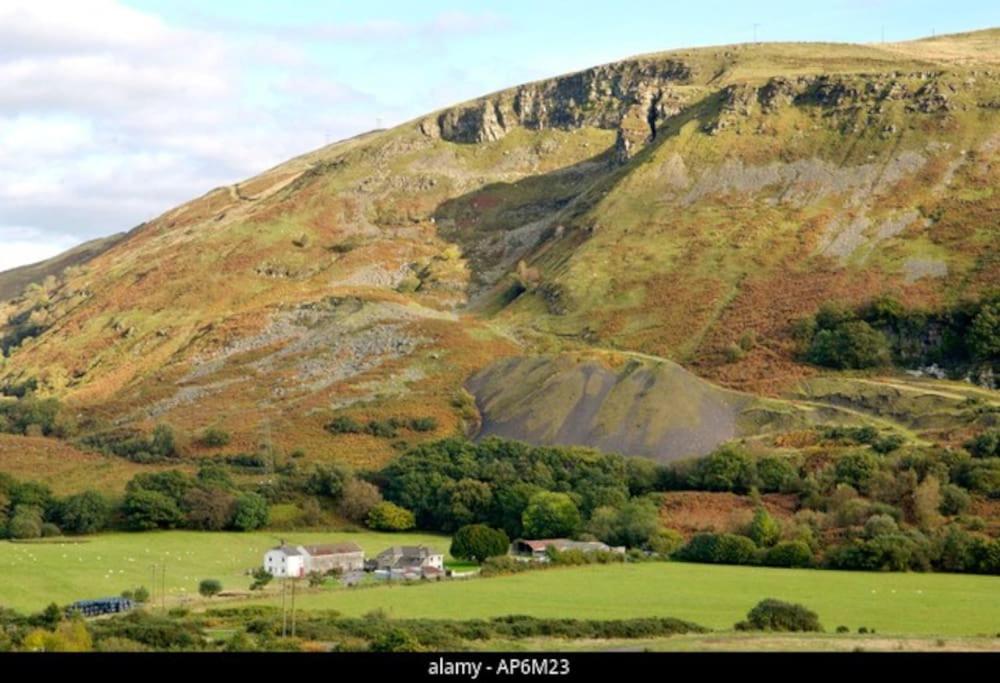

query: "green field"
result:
(0, 530), (452, 613)
(258, 562), (1000, 637)
(2, 532), (998, 638)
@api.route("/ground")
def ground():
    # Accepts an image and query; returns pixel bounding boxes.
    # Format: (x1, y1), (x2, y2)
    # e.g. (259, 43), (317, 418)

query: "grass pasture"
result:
(1, 531), (997, 640)
(0, 530), (452, 613)
(261, 562), (1000, 637)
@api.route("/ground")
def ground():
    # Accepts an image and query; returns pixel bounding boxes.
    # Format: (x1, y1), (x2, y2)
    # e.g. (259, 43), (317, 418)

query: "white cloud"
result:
(0, 0), (386, 271)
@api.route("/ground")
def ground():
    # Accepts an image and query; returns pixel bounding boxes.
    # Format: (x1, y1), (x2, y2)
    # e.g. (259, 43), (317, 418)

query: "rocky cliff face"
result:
(424, 60), (997, 160)
(422, 58), (695, 158)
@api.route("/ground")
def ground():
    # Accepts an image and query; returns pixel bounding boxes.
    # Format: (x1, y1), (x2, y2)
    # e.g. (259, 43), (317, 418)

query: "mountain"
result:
(0, 233), (126, 302)
(1, 30), (999, 467)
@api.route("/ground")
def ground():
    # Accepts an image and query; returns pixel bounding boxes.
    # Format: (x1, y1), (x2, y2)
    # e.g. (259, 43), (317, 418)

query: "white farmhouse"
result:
(264, 545), (306, 578)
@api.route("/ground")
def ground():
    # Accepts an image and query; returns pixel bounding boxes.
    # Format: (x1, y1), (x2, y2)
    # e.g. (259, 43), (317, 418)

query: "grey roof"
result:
(377, 545), (439, 559)
(272, 546), (302, 556)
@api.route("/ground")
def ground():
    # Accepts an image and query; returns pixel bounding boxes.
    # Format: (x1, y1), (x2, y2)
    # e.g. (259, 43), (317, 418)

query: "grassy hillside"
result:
(0, 29), (997, 466)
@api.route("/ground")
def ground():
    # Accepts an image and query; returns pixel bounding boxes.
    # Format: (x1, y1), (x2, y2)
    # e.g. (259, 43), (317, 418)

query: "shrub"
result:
(587, 499), (661, 548)
(807, 320), (891, 369)
(762, 541), (813, 568)
(40, 522), (61, 537)
(693, 445), (756, 493)
(939, 484), (972, 516)
(872, 434), (906, 454)
(199, 428), (231, 448)
(122, 489), (184, 531)
(756, 456), (798, 492)
(199, 579), (223, 598)
(735, 599), (822, 632)
(7, 505), (43, 539)
(647, 528), (684, 556)
(968, 301), (1000, 361)
(249, 567), (273, 591)
(306, 463), (351, 499)
(748, 508), (781, 548)
(450, 524), (510, 563)
(184, 488), (236, 531)
(408, 417), (438, 433)
(675, 533), (757, 565)
(966, 429), (1000, 459)
(231, 493), (269, 531)
(369, 627), (421, 652)
(337, 479), (384, 523)
(367, 502), (416, 531)
(365, 420), (398, 438)
(325, 416), (363, 435)
(834, 450), (880, 492)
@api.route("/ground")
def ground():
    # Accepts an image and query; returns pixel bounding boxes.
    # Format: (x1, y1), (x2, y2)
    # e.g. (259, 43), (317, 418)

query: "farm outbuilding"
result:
(370, 545), (444, 578)
(510, 539), (625, 560)
(263, 541), (364, 578)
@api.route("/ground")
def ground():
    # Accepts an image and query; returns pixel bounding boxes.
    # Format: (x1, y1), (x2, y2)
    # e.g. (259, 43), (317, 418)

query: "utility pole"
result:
(290, 579), (297, 638)
(281, 578), (288, 637)
(753, 23), (759, 44)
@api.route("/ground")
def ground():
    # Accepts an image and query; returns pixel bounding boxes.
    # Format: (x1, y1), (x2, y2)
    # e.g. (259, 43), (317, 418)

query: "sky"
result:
(0, 1), (997, 271)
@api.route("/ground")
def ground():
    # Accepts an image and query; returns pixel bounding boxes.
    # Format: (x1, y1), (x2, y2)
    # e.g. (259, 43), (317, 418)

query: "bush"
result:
(369, 627), (421, 652)
(807, 320), (891, 369)
(58, 491), (111, 535)
(834, 450), (880, 492)
(762, 541), (813, 568)
(450, 524), (510, 563)
(40, 522), (61, 537)
(939, 484), (972, 516)
(675, 533), (758, 565)
(693, 445), (756, 492)
(966, 429), (1000, 459)
(647, 528), (684, 556)
(748, 508), (781, 548)
(365, 419), (402, 438)
(249, 567), (273, 591)
(408, 417), (438, 433)
(367, 502), (416, 531)
(826, 533), (926, 572)
(231, 493), (269, 531)
(968, 301), (1000, 361)
(756, 456), (798, 493)
(307, 463), (352, 500)
(199, 579), (223, 598)
(325, 416), (363, 435)
(7, 505), (43, 539)
(199, 428), (231, 448)
(735, 599), (822, 632)
(587, 499), (661, 548)
(337, 479), (383, 523)
(122, 489), (183, 531)
(872, 434), (906, 454)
